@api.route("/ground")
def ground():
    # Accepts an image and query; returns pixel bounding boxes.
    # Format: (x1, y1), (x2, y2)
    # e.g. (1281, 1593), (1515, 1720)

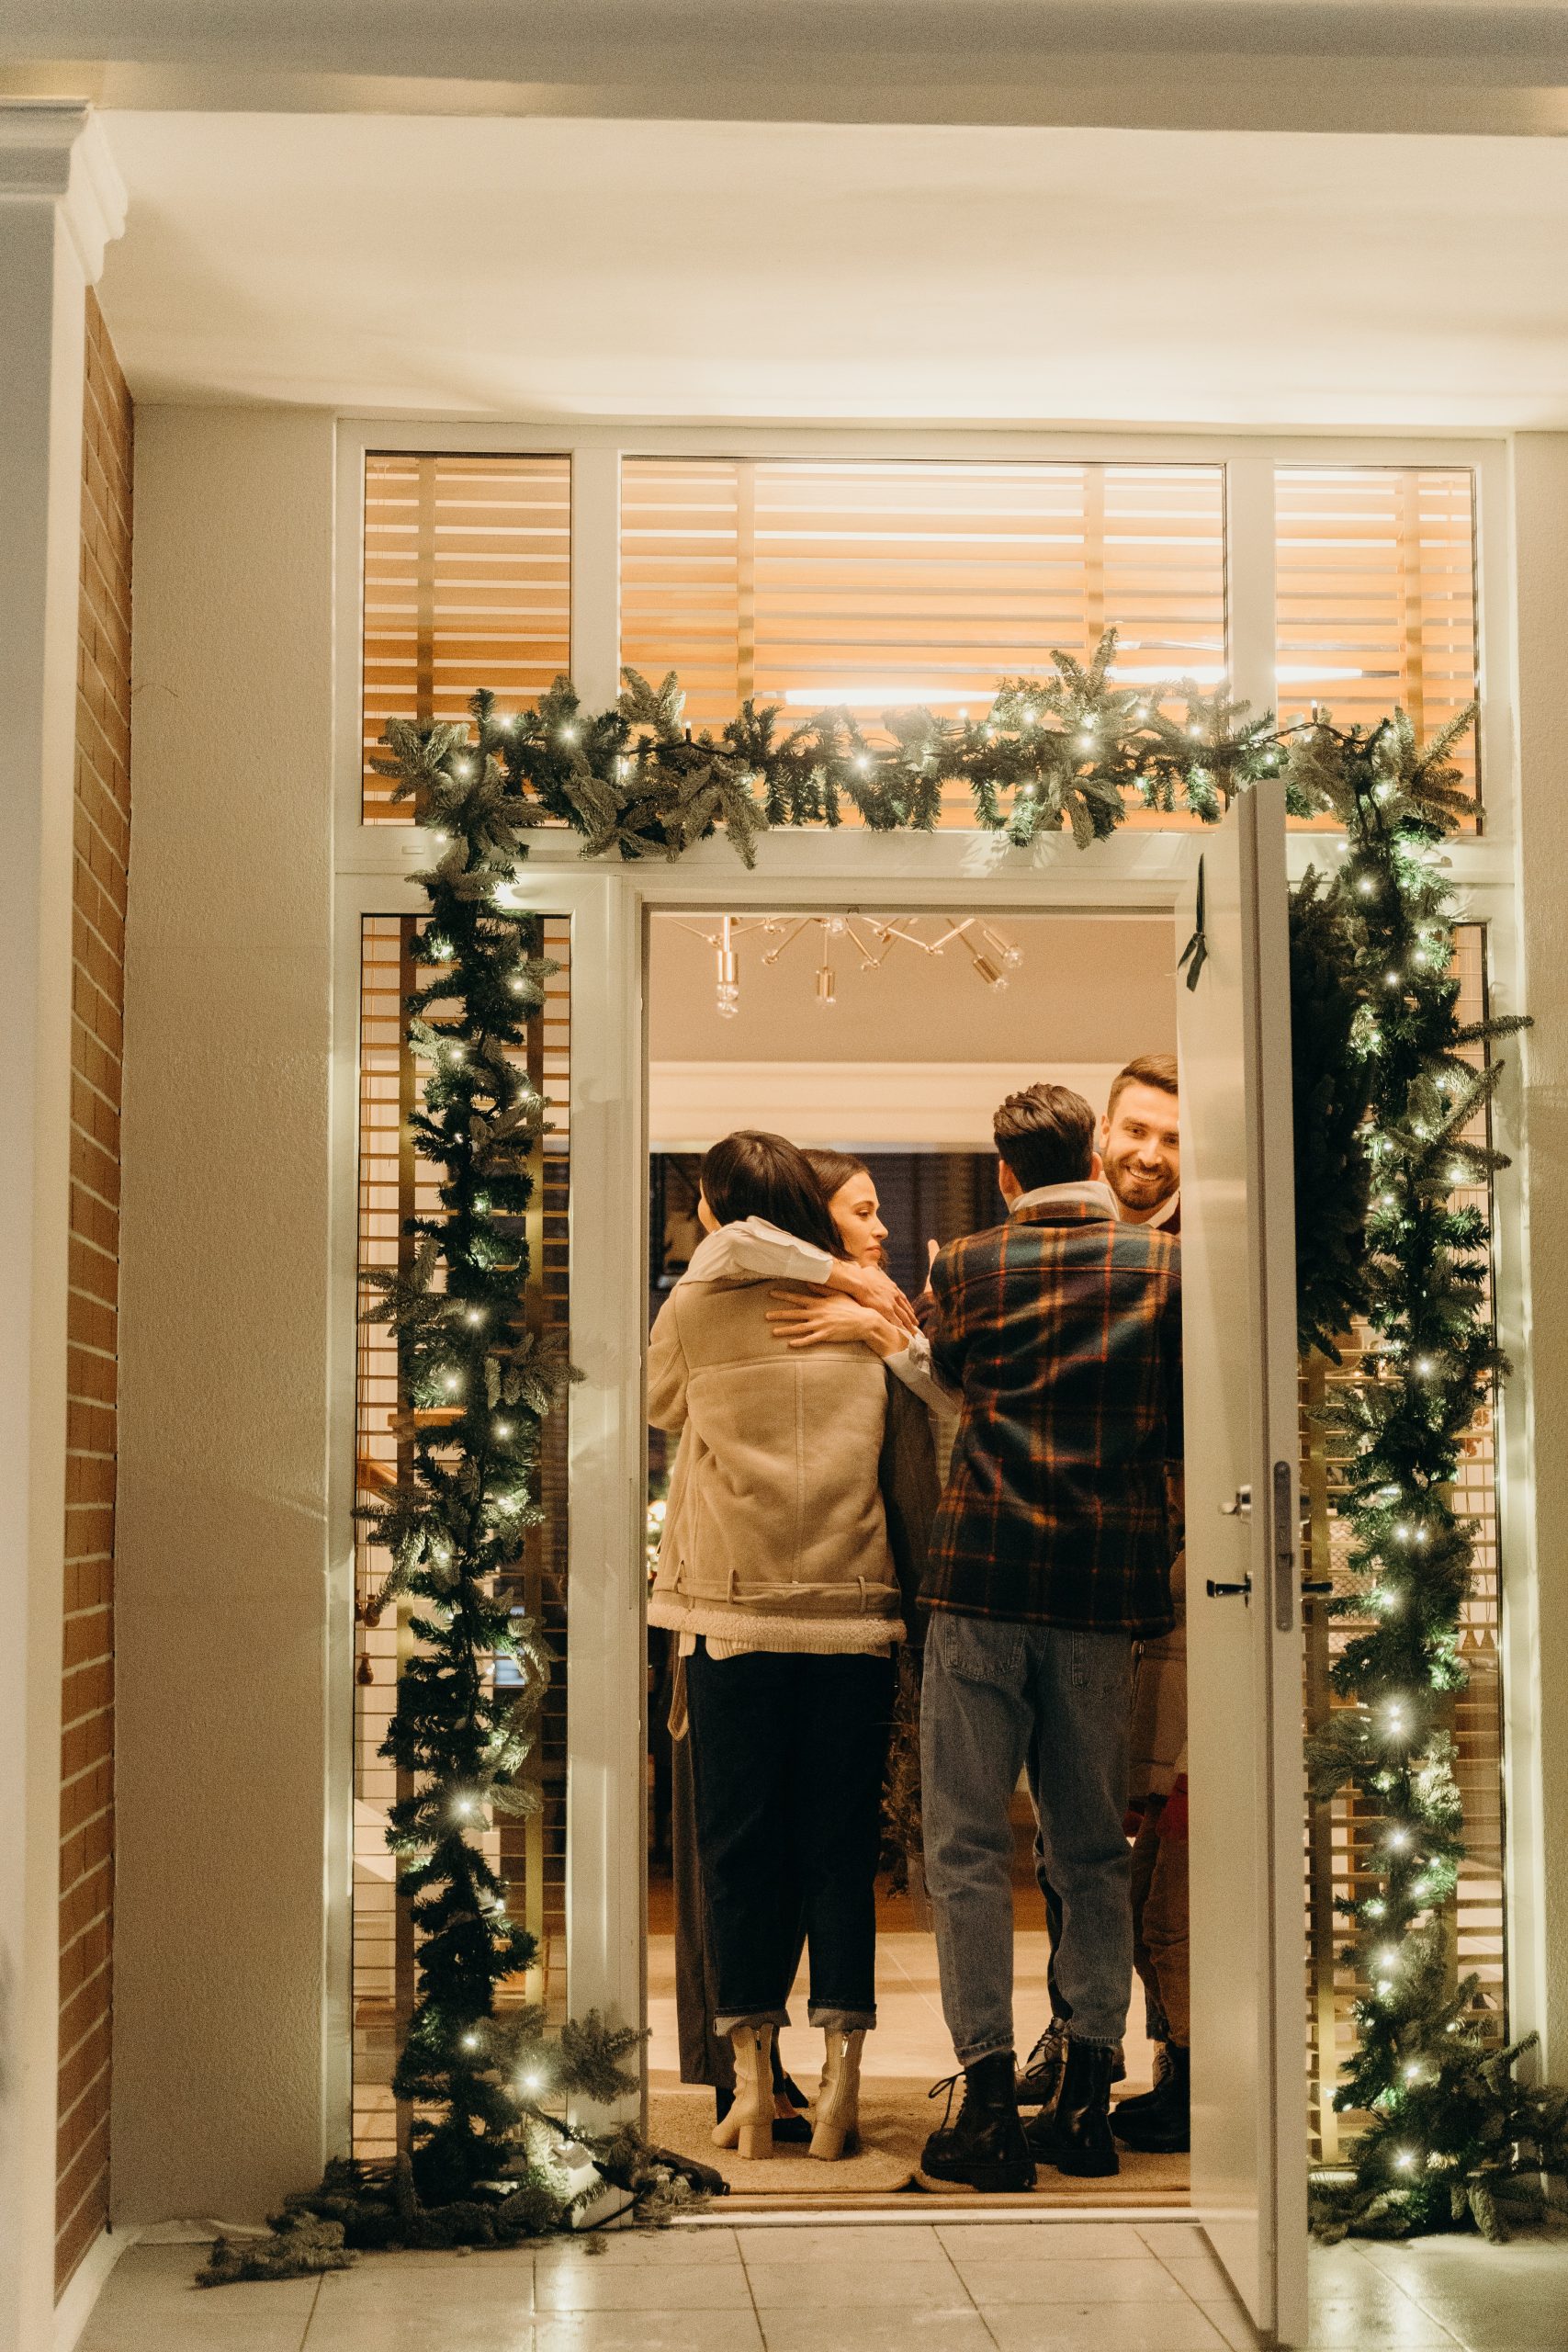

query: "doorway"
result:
(640, 902), (1190, 2208)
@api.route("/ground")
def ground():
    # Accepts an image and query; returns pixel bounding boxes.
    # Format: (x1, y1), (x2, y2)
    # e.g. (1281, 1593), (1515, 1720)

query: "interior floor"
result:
(648, 1844), (1190, 2210)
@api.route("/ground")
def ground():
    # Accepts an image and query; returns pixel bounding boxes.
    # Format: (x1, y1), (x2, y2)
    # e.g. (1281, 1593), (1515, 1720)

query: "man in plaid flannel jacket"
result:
(918, 1082), (1183, 2193)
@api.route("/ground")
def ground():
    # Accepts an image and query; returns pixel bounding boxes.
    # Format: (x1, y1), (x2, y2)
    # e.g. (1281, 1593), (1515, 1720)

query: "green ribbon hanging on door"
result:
(1179, 854), (1208, 991)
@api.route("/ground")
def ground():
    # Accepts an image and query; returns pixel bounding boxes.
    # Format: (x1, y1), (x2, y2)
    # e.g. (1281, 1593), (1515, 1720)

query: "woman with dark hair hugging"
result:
(648, 1129), (906, 2161)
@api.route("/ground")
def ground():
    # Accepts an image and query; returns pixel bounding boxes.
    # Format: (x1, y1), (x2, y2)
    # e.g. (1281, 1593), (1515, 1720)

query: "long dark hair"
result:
(804, 1147), (871, 1206)
(699, 1130), (842, 1257)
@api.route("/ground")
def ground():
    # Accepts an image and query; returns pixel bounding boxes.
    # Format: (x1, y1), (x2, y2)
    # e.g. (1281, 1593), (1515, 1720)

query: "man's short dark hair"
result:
(699, 1129), (842, 1256)
(1107, 1054), (1179, 1122)
(993, 1085), (1097, 1193)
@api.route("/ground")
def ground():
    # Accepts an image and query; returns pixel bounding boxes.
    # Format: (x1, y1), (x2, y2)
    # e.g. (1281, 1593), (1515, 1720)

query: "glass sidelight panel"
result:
(351, 913), (572, 2160)
(1302, 923), (1505, 2165)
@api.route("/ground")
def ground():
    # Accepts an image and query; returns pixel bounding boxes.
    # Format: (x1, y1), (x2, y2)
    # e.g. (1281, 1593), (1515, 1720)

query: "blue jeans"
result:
(920, 1611), (1134, 2064)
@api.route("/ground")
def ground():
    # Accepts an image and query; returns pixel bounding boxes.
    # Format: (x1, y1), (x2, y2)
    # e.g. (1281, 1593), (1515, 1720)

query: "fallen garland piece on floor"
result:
(197, 2138), (726, 2286)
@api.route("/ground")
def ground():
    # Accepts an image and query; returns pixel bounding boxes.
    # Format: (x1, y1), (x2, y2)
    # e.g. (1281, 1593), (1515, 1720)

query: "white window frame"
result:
(327, 421), (1534, 2147)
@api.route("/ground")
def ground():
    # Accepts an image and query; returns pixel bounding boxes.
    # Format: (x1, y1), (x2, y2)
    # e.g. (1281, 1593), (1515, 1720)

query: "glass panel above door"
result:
(620, 456), (1227, 826)
(1275, 465), (1479, 827)
(361, 453), (571, 823)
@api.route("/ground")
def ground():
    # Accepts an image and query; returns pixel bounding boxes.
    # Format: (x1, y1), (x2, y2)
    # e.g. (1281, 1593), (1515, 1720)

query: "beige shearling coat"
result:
(647, 1255), (904, 1653)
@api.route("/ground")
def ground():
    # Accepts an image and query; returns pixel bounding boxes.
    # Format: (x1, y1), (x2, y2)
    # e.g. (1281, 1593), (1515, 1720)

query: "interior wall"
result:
(57, 285), (132, 2300)
(647, 911), (1175, 1148)
(113, 406), (336, 2222)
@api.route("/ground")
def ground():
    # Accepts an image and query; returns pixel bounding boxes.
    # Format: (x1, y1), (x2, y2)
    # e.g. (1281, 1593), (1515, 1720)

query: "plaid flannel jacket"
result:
(923, 1196), (1182, 1636)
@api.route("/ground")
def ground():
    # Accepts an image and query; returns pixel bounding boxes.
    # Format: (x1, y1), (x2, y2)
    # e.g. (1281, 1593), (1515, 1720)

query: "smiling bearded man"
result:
(1100, 1054), (1180, 1232)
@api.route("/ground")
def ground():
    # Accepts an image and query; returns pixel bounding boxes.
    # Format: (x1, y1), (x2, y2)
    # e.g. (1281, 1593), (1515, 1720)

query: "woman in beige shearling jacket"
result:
(647, 1130), (904, 2165)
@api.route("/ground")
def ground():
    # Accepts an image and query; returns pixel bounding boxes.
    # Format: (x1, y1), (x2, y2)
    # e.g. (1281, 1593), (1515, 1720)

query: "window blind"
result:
(620, 458), (1227, 824)
(1275, 467), (1478, 817)
(361, 453), (571, 822)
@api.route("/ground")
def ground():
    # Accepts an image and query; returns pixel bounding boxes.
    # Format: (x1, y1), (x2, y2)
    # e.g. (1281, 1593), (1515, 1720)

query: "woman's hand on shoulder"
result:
(829, 1257), (919, 1332)
(765, 1289), (892, 1352)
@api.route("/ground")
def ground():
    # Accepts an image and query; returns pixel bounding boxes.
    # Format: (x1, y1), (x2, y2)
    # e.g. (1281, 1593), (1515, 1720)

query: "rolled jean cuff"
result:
(953, 2034), (1015, 2069)
(807, 2005), (875, 2033)
(713, 2007), (790, 2037)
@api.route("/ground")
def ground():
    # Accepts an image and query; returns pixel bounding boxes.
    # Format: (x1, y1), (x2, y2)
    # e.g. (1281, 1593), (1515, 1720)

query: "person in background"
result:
(1112, 1534), (1190, 2154)
(1018, 1049), (1184, 2113)
(648, 1131), (903, 2164)
(917, 1085), (1183, 2190)
(1100, 1051), (1180, 1231)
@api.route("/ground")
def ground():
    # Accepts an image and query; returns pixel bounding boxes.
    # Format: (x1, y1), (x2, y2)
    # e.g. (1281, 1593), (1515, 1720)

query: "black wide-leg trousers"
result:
(684, 1641), (895, 2034)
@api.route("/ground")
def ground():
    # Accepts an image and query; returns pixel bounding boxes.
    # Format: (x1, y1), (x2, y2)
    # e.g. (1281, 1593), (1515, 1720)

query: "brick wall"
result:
(57, 288), (131, 2298)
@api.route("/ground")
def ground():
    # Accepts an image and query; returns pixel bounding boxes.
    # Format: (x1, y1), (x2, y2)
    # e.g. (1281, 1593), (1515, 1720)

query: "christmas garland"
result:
(1292, 752), (1567, 2240)
(210, 631), (1557, 2278)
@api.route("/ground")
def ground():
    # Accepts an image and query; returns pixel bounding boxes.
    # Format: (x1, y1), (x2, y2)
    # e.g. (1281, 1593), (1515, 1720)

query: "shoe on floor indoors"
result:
(920, 2051), (1037, 2192)
(1015, 2018), (1067, 2107)
(1111, 2041), (1190, 2153)
(1025, 2035), (1120, 2177)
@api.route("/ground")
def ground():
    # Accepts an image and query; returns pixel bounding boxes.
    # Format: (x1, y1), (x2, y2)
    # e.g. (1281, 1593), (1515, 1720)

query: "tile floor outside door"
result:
(76, 2217), (1568, 2351)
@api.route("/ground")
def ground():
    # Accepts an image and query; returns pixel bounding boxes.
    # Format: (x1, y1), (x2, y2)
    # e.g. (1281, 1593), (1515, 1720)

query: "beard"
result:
(1105, 1152), (1177, 1213)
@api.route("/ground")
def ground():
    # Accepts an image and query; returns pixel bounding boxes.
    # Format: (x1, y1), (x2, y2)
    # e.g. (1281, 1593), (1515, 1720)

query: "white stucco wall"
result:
(1509, 435), (1568, 2087)
(113, 407), (336, 2221)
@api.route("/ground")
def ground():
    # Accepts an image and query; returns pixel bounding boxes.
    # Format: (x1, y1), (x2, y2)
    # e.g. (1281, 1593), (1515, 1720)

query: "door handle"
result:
(1206, 1576), (1252, 1600)
(1220, 1486), (1252, 1518)
(1273, 1458), (1296, 1633)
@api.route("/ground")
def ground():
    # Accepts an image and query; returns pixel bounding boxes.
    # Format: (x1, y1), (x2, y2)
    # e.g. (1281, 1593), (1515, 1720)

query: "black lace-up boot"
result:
(920, 2052), (1037, 2192)
(1026, 2036), (1119, 2177)
(1108, 2040), (1173, 2126)
(1112, 2042), (1190, 2153)
(1015, 2018), (1068, 2108)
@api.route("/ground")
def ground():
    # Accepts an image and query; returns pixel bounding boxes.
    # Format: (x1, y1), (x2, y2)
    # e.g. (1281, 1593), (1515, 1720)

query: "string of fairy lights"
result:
(342, 635), (1559, 2244)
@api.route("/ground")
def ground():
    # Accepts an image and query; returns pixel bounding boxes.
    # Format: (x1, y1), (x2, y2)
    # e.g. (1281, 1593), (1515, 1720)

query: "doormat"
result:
(649, 2080), (1189, 2203)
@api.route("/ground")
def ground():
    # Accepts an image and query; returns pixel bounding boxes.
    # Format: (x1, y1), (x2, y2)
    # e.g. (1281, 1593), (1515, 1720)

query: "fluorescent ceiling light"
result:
(780, 662), (1371, 706)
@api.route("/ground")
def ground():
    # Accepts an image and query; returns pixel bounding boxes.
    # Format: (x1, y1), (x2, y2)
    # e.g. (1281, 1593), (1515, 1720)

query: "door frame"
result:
(325, 415), (1535, 2312)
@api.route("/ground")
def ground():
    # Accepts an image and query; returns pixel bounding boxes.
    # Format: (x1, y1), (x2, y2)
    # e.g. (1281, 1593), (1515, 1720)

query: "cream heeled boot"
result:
(809, 2028), (865, 2161)
(711, 2024), (774, 2160)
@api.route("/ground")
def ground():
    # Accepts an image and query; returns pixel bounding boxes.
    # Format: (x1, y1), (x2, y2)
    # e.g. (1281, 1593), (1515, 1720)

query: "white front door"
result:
(1177, 785), (1309, 2346)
